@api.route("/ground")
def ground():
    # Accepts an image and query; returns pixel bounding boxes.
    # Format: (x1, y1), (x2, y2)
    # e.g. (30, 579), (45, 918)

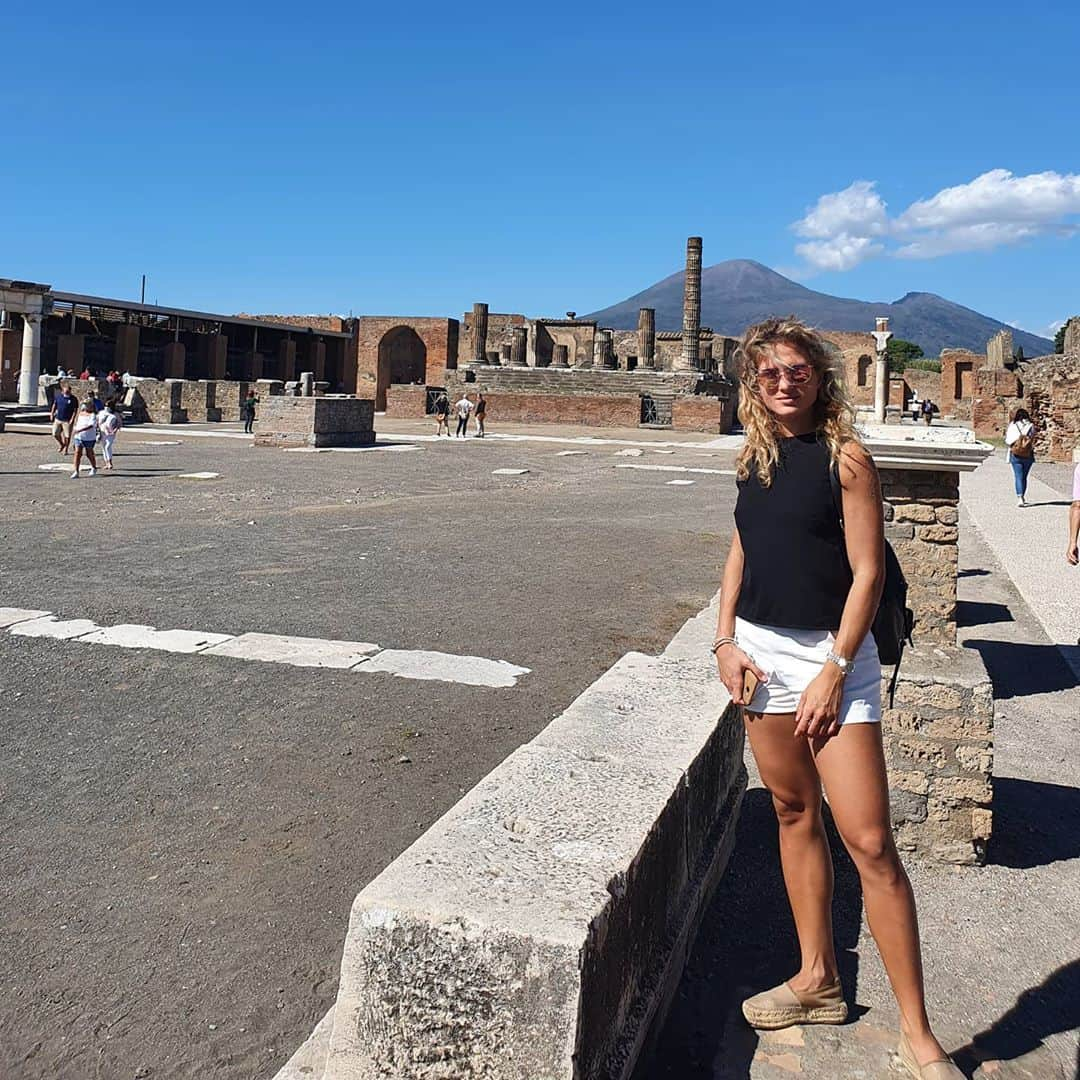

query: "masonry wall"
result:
(822, 331), (877, 406)
(355, 317), (459, 398)
(1023, 354), (1080, 462)
(437, 392), (642, 428)
(254, 396), (375, 448)
(902, 367), (940, 405)
(671, 396), (732, 433)
(385, 385), (428, 418)
(881, 469), (958, 645)
(972, 369), (1024, 441)
(939, 349), (984, 419)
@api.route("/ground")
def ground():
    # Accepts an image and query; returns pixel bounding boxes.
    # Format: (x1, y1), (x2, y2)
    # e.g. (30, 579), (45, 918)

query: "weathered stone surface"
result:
(254, 396), (375, 448)
(320, 639), (745, 1080)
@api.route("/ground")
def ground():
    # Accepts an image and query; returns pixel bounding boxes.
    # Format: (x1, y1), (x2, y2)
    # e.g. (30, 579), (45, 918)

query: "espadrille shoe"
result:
(741, 978), (847, 1030)
(898, 1033), (964, 1079)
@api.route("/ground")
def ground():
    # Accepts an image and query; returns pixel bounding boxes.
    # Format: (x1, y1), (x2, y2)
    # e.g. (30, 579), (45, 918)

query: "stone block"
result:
(893, 502), (936, 524)
(133, 380), (186, 424)
(254, 395), (376, 448)
(318, 646), (745, 1080)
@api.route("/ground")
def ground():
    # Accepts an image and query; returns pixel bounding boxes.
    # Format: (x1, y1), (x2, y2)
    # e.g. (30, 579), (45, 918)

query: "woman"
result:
(474, 393), (487, 438)
(242, 390), (258, 435)
(713, 318), (961, 1079)
(97, 398), (123, 470)
(1004, 407), (1036, 507)
(70, 400), (99, 478)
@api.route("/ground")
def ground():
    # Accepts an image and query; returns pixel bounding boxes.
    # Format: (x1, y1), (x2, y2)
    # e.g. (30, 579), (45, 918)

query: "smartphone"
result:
(742, 669), (760, 705)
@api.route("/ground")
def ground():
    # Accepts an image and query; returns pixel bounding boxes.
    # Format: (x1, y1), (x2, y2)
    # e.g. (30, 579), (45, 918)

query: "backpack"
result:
(829, 462), (914, 707)
(1011, 425), (1034, 458)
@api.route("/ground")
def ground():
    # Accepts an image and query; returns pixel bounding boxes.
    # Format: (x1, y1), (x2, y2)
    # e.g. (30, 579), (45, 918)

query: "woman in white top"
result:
(1004, 407), (1036, 506)
(98, 400), (123, 470)
(70, 400), (99, 478)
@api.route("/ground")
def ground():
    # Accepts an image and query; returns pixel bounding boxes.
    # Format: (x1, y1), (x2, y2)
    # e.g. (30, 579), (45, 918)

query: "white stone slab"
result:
(177, 472), (221, 480)
(0, 608), (51, 628)
(491, 468), (529, 476)
(666, 479), (696, 486)
(360, 649), (530, 688)
(614, 463), (735, 476)
(614, 448), (644, 457)
(556, 450), (588, 456)
(139, 440), (183, 446)
(203, 632), (380, 669)
(78, 625), (234, 653)
(38, 462), (91, 472)
(283, 447), (330, 453)
(651, 449), (676, 454)
(9, 616), (101, 640)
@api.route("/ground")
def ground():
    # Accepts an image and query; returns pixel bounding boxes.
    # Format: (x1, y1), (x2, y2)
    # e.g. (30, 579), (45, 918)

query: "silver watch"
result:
(826, 650), (854, 676)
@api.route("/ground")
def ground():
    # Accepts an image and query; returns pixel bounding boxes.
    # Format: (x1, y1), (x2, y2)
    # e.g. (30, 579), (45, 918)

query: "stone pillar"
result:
(208, 334), (227, 380)
(164, 341), (186, 379)
(510, 327), (528, 366)
(702, 339), (714, 371)
(115, 323), (140, 375)
(471, 303), (489, 365)
(551, 343), (570, 368)
(679, 236), (702, 372)
(599, 329), (617, 370)
(57, 334), (85, 375)
(986, 328), (1012, 370)
(485, 350), (500, 365)
(18, 313), (43, 405)
(500, 344), (512, 366)
(309, 340), (326, 384)
(279, 339), (297, 382)
(638, 308), (656, 370)
(300, 371), (314, 397)
(872, 316), (892, 424)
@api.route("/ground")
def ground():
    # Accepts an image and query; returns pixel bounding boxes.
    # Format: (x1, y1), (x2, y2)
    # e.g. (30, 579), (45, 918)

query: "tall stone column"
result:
(871, 316), (893, 424)
(471, 303), (489, 365)
(551, 343), (570, 368)
(18, 313), (43, 405)
(510, 327), (528, 366)
(638, 308), (656, 370)
(679, 236), (702, 371)
(599, 329), (617, 369)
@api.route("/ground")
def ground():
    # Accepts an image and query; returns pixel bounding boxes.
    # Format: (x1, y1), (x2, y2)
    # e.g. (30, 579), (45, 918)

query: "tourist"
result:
(69, 400), (99, 478)
(434, 392), (451, 436)
(1067, 457), (1079, 566)
(79, 367), (91, 380)
(97, 398), (123, 471)
(454, 392), (473, 438)
(474, 393), (487, 438)
(241, 389), (258, 434)
(1004, 407), (1036, 507)
(920, 398), (934, 427)
(713, 317), (962, 1078)
(50, 381), (79, 455)
(57, 365), (68, 378)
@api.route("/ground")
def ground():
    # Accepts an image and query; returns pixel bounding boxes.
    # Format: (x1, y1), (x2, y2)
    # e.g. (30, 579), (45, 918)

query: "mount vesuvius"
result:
(585, 260), (1052, 358)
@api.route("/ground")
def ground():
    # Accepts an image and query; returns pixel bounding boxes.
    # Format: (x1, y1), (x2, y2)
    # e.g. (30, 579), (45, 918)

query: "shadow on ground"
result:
(963, 640), (1079, 698)
(988, 778), (1080, 870)
(957, 601), (1014, 628)
(635, 788), (866, 1079)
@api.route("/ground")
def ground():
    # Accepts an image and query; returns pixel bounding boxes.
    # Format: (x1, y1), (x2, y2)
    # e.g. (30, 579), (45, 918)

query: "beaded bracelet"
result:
(710, 635), (737, 656)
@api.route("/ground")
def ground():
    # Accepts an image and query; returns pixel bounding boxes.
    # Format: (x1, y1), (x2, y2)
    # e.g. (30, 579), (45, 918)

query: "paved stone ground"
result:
(0, 426), (737, 1080)
(639, 468), (1080, 1078)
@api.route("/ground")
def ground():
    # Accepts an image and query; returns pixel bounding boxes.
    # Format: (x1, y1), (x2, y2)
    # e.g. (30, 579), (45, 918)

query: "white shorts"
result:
(734, 617), (881, 724)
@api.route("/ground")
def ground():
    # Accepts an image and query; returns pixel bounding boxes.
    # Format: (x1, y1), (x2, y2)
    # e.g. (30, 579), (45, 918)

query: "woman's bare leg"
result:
(813, 724), (947, 1063)
(744, 711), (838, 992)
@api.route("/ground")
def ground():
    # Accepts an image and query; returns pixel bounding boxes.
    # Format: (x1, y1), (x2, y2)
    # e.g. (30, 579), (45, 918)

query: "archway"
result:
(376, 326), (427, 410)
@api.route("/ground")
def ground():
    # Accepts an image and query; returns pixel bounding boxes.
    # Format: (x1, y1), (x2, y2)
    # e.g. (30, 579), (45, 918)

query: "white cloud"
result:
(792, 169), (1080, 272)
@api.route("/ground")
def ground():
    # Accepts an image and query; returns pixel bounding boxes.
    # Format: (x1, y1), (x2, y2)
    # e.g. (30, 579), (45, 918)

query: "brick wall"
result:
(254, 396), (375, 448)
(881, 469), (958, 645)
(385, 385), (429, 418)
(458, 392), (641, 428)
(355, 317), (459, 404)
(822, 331), (877, 406)
(972, 369), (1024, 441)
(940, 349), (984, 418)
(671, 396), (731, 432)
(1024, 355), (1080, 461)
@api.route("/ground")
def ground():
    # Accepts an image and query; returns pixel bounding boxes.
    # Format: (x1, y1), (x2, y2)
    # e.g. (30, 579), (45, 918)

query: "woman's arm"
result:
(795, 441), (885, 739)
(715, 528), (767, 704)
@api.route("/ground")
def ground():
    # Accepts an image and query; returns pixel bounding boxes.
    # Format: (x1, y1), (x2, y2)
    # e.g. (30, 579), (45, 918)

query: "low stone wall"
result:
(277, 608), (745, 1080)
(254, 396), (375, 448)
(384, 384), (428, 418)
(176, 380), (221, 423)
(670, 395), (732, 433)
(884, 646), (993, 865)
(133, 380), (186, 424)
(467, 391), (642, 428)
(881, 469), (958, 645)
(973, 368), (1023, 441)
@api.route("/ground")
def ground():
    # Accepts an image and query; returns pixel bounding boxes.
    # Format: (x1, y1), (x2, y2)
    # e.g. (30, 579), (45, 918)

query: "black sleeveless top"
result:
(734, 433), (852, 631)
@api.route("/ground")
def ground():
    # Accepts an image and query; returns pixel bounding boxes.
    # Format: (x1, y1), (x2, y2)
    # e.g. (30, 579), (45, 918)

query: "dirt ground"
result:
(0, 425), (738, 1080)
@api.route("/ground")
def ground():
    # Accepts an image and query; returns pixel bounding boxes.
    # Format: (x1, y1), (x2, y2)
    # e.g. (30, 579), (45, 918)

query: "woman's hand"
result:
(715, 644), (768, 706)
(794, 664), (845, 740)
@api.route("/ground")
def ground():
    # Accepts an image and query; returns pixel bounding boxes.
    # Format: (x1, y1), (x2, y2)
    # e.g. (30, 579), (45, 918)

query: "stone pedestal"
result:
(254, 395), (376, 448)
(599, 329), (617, 370)
(551, 344), (570, 369)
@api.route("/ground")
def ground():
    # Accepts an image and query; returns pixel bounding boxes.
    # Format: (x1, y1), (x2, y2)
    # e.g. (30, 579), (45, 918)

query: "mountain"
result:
(585, 259), (1053, 357)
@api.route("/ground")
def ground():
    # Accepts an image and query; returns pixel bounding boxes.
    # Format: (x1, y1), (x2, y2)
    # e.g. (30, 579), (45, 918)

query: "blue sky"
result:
(5, 0), (1078, 339)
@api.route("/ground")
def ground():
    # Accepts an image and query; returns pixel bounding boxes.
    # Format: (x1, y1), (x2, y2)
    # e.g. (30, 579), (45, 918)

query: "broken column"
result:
(679, 236), (702, 371)
(986, 328), (1013, 370)
(1064, 316), (1080, 357)
(551, 343), (570, 368)
(872, 316), (892, 423)
(471, 303), (489, 365)
(510, 327), (528, 366)
(638, 308), (656, 370)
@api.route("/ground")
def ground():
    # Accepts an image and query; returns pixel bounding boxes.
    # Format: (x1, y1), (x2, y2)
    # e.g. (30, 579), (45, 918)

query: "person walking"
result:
(1004, 407), (1036, 507)
(50, 381), (79, 455)
(920, 398), (934, 427)
(434, 392), (451, 436)
(713, 317), (962, 1079)
(241, 389), (258, 434)
(97, 398), (123, 470)
(454, 392), (473, 438)
(474, 393), (487, 438)
(69, 400), (100, 478)
(1067, 457), (1079, 566)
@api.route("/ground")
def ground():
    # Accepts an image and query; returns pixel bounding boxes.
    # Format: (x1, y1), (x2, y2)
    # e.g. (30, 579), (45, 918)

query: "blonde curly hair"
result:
(735, 316), (860, 487)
